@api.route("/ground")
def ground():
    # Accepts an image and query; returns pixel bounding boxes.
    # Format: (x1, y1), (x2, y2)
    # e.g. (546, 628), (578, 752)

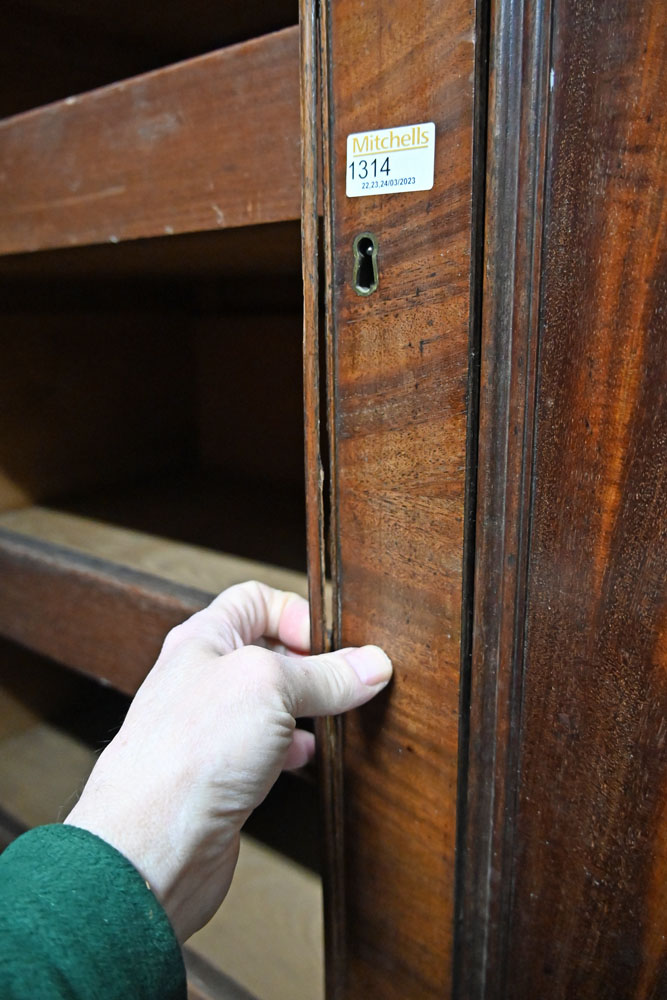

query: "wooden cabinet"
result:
(0, 1), (665, 998)
(313, 2), (665, 998)
(0, 15), (308, 679)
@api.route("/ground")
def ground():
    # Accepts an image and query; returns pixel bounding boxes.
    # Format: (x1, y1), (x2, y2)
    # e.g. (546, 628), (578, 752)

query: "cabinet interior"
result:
(0, 224), (307, 573)
(1, 0), (298, 118)
(0, 7), (325, 992)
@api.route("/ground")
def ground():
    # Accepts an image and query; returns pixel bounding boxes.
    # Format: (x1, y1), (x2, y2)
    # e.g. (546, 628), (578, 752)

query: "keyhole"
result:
(353, 232), (378, 296)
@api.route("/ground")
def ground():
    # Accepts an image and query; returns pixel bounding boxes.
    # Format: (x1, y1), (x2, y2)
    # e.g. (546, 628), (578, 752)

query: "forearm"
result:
(0, 825), (185, 1000)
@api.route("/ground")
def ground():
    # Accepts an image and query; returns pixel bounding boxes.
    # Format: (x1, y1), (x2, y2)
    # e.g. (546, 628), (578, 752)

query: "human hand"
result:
(65, 581), (392, 942)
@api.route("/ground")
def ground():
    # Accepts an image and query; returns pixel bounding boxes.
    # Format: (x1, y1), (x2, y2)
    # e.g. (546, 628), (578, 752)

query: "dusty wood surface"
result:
(0, 508), (308, 595)
(0, 724), (94, 828)
(0, 527), (210, 693)
(324, 1), (477, 996)
(185, 950), (257, 1000)
(0, 27), (300, 254)
(464, 1), (667, 998)
(188, 836), (323, 1000)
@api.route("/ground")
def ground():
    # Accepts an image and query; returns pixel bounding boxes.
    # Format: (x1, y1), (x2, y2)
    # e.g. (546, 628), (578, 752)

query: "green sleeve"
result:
(0, 824), (186, 999)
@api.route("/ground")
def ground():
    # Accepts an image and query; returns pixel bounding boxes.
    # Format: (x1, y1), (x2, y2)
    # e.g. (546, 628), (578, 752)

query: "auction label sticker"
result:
(346, 122), (435, 197)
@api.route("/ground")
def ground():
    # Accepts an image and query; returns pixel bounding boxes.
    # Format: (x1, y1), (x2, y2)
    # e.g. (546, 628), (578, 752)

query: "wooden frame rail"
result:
(0, 27), (300, 255)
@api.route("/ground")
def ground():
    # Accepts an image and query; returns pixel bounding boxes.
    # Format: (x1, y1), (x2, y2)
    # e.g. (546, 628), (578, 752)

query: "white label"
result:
(346, 122), (435, 197)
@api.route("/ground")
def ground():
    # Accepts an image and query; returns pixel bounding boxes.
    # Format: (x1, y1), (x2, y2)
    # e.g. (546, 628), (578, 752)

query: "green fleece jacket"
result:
(0, 824), (186, 999)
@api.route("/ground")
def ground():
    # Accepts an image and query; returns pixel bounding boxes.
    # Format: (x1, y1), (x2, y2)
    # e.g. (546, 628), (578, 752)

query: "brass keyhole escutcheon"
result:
(353, 232), (379, 296)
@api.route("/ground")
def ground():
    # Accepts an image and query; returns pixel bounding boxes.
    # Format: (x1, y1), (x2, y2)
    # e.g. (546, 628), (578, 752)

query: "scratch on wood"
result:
(9, 185), (127, 214)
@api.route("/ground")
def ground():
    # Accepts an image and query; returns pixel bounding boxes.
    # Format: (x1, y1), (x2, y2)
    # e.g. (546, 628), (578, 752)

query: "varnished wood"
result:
(3, 3), (663, 996)
(463, 1), (667, 997)
(0, 27), (300, 255)
(323, 1), (477, 995)
(301, 0), (327, 644)
(506, 3), (667, 997)
(317, 6), (348, 996)
(458, 0), (552, 994)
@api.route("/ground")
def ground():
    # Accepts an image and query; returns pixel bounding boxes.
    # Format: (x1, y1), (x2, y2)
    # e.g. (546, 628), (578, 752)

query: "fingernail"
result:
(345, 645), (393, 686)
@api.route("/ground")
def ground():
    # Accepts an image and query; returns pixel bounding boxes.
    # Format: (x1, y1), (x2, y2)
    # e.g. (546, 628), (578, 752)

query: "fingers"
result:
(283, 729), (316, 770)
(167, 583), (392, 719)
(278, 645), (393, 718)
(185, 581), (310, 655)
(208, 581), (311, 652)
(273, 592), (311, 653)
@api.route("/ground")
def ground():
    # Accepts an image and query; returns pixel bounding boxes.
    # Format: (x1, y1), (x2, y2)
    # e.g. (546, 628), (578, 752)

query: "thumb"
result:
(280, 645), (393, 718)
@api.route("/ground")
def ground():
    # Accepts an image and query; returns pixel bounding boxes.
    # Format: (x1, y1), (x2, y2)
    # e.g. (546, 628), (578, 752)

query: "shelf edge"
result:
(0, 27), (300, 256)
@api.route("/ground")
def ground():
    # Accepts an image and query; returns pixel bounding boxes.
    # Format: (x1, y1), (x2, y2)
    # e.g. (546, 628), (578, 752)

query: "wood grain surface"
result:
(323, 1), (477, 995)
(506, 3), (667, 997)
(0, 299), (307, 570)
(300, 3), (347, 997)
(463, 1), (667, 998)
(457, 0), (552, 993)
(0, 27), (300, 254)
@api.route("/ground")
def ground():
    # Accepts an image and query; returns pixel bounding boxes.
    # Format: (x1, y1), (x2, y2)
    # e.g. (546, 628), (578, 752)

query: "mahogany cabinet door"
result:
(461, 1), (667, 998)
(313, 1), (481, 997)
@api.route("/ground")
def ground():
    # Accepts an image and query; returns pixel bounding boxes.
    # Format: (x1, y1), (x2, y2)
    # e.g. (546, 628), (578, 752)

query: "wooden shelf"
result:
(0, 507), (307, 695)
(0, 26), (299, 255)
(56, 473), (308, 574)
